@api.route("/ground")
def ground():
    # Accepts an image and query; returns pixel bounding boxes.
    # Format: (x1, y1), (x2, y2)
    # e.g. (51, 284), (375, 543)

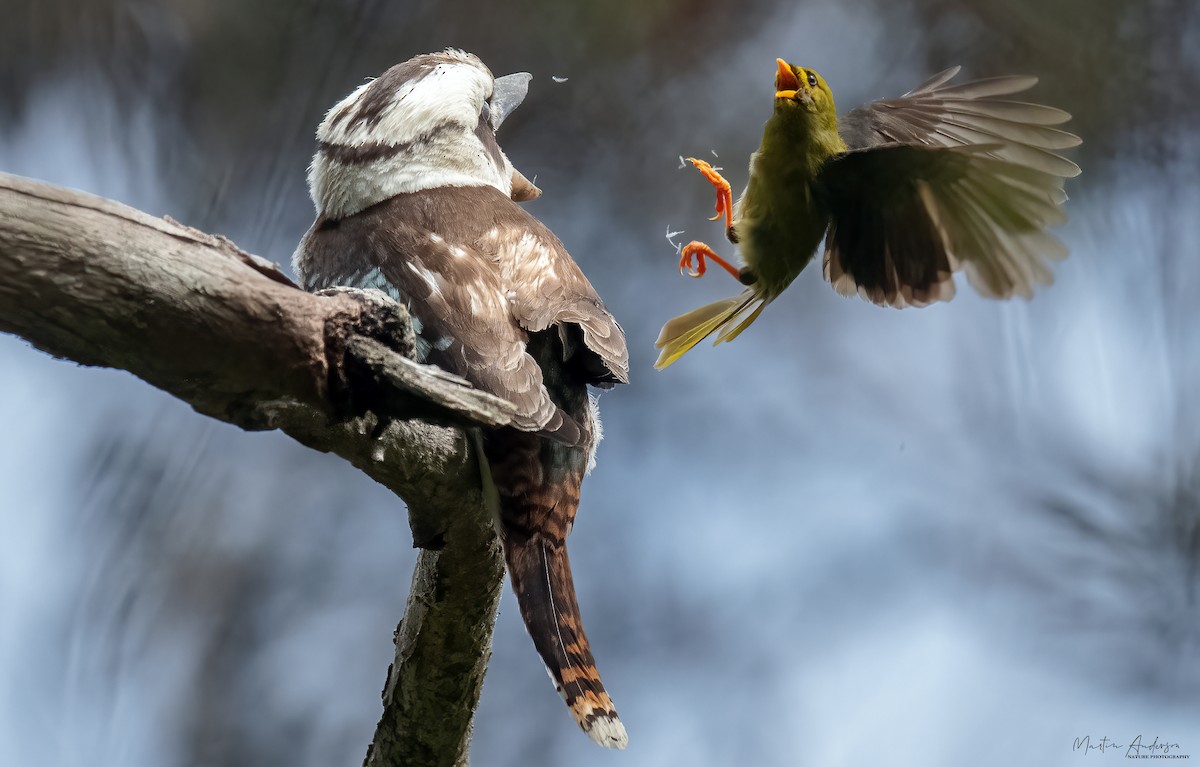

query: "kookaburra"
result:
(292, 50), (630, 748)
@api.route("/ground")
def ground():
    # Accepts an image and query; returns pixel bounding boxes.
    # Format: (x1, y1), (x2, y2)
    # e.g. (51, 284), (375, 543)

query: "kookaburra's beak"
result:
(490, 71), (542, 202)
(490, 72), (532, 131)
(510, 168), (541, 201)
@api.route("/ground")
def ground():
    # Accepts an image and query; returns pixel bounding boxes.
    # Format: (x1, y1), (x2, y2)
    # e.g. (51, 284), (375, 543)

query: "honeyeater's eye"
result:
(807, 72), (818, 87)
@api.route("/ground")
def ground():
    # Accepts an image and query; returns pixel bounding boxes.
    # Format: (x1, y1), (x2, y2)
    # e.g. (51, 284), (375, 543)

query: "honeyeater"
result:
(655, 59), (1081, 369)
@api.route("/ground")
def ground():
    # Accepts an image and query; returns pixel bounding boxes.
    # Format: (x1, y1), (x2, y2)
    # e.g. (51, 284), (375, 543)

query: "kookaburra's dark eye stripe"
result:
(316, 120), (453, 165)
(317, 139), (415, 165)
(474, 116), (507, 174)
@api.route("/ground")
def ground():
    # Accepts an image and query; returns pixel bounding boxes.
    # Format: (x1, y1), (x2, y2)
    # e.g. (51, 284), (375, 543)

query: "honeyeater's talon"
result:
(687, 157), (735, 231)
(680, 241), (741, 282)
(679, 248), (705, 277)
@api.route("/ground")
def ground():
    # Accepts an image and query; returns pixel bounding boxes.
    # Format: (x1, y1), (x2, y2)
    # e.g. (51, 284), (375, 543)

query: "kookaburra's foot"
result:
(686, 158), (734, 232)
(679, 241), (742, 280)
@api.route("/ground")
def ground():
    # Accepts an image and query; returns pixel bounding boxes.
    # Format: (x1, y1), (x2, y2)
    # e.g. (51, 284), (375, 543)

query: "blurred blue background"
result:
(2, 1), (1198, 765)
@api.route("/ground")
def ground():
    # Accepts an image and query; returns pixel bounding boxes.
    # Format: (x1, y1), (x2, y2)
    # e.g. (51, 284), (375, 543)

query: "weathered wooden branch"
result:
(0, 172), (506, 767)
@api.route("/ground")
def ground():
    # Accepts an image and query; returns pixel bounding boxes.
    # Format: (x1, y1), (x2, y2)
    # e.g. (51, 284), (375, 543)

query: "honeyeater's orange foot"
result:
(679, 241), (743, 280)
(686, 157), (734, 231)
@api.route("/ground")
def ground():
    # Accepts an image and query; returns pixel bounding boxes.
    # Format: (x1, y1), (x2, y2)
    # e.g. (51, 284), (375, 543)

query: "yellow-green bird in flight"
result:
(655, 59), (1081, 369)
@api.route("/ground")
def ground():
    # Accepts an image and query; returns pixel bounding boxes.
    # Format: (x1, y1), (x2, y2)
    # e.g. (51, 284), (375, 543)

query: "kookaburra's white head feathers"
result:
(308, 49), (538, 219)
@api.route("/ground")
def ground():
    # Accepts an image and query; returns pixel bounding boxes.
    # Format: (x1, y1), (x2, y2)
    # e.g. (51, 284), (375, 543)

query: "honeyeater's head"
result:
(307, 49), (539, 219)
(773, 58), (837, 125)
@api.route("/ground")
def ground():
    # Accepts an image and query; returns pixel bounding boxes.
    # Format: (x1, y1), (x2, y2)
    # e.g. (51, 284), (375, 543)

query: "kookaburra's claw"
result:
(686, 157), (734, 232)
(679, 241), (742, 281)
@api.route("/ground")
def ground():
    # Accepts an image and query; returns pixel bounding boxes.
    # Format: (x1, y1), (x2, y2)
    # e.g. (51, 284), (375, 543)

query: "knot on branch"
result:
(316, 287), (517, 430)
(317, 287), (417, 422)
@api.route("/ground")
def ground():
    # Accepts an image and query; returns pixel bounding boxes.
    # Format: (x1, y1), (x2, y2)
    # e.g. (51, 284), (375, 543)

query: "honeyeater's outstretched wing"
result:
(838, 67), (1081, 173)
(820, 69), (1081, 307)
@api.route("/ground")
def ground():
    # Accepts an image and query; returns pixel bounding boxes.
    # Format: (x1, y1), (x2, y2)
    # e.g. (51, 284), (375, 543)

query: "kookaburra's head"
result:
(308, 49), (540, 220)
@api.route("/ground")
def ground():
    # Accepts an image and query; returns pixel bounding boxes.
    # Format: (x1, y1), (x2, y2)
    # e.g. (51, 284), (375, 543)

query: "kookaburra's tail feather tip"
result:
(654, 291), (764, 369)
(505, 531), (628, 749)
(581, 709), (629, 749)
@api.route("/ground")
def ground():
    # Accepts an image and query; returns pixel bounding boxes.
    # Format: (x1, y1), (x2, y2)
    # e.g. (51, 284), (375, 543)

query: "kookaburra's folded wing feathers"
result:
(297, 191), (569, 438)
(822, 68), (1080, 307)
(478, 203), (630, 388)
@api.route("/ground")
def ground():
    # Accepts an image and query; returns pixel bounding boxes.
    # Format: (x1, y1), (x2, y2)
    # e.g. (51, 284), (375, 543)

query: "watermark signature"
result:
(1073, 735), (1190, 759)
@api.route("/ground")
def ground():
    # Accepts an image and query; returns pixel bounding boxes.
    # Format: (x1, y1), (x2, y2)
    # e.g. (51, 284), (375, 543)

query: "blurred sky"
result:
(2, 1), (1199, 765)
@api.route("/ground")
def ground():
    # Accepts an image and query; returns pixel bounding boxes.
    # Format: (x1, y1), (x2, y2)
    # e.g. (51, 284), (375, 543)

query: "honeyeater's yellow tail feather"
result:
(715, 297), (768, 343)
(654, 291), (766, 369)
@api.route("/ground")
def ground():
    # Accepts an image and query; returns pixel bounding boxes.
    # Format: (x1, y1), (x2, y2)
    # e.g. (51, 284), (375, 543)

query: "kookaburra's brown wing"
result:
(477, 201), (629, 390)
(295, 185), (625, 442)
(821, 68), (1081, 306)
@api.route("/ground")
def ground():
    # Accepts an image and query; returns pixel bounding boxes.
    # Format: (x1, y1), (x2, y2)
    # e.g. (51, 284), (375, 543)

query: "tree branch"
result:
(0, 172), (505, 766)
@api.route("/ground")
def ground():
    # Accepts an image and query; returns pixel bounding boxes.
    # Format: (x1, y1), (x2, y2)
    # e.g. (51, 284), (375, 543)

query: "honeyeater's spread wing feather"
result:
(838, 68), (1082, 178)
(821, 67), (1079, 307)
(818, 143), (1069, 306)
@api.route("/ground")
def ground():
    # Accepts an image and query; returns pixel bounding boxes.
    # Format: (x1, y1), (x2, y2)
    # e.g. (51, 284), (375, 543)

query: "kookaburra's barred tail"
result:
(504, 530), (627, 748)
(487, 423), (627, 749)
(654, 290), (767, 369)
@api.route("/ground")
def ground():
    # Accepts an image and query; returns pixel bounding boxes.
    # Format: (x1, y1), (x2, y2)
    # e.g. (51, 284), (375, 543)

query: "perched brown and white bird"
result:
(292, 50), (630, 748)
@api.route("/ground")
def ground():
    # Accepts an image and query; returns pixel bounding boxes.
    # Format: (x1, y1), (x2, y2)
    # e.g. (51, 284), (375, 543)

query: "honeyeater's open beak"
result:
(775, 58), (799, 100)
